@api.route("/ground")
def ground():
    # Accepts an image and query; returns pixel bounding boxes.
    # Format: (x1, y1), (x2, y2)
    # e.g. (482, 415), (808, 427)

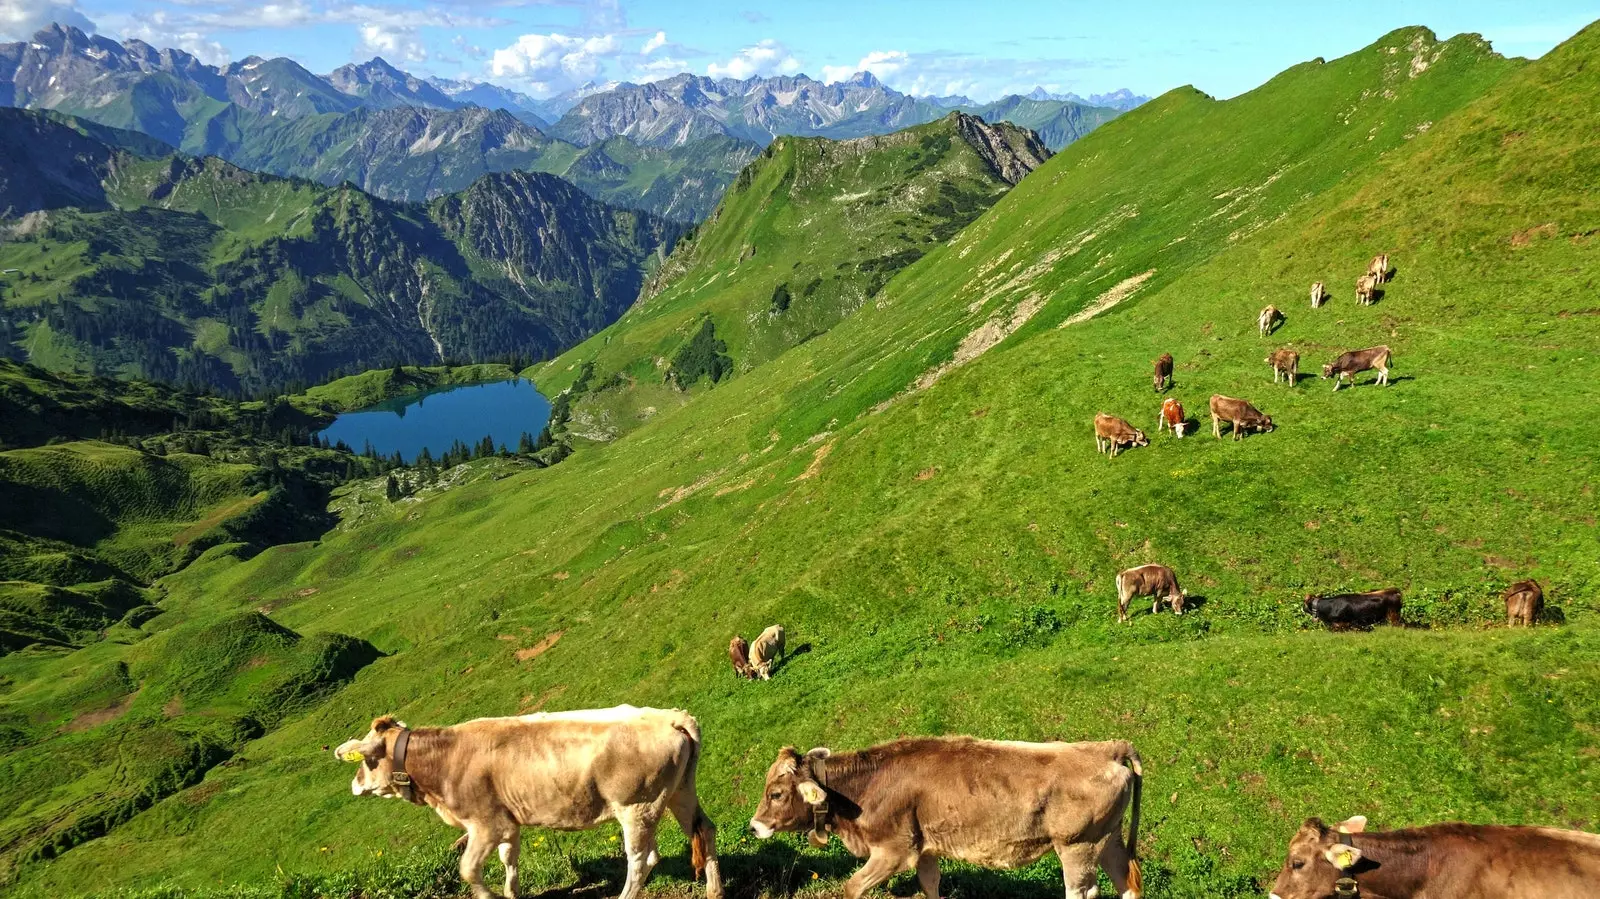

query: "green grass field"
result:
(3, 22), (1600, 899)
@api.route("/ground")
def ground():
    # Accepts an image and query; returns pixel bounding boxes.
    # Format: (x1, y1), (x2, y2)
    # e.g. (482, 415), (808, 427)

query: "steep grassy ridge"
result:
(8, 24), (1600, 898)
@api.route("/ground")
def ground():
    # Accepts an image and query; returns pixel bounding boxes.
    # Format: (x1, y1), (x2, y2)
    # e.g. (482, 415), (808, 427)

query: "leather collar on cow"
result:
(1334, 832), (1361, 898)
(390, 727), (423, 805)
(806, 755), (831, 845)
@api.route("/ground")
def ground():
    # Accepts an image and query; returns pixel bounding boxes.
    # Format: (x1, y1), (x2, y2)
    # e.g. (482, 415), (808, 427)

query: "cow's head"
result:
(1320, 364), (1335, 380)
(750, 746), (831, 844)
(333, 716), (408, 799)
(1256, 415), (1275, 432)
(1269, 816), (1368, 899)
(1132, 429), (1150, 447)
(1302, 595), (1319, 616)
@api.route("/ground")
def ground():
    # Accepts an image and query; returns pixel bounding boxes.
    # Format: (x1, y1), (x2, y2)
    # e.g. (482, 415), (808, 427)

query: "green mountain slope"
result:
(0, 114), (679, 394)
(7, 22), (1600, 899)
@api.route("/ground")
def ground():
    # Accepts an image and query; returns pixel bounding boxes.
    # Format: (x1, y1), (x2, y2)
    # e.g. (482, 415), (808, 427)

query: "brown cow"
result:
(1152, 353), (1173, 392)
(1354, 273), (1378, 306)
(1310, 281), (1326, 308)
(1157, 397), (1186, 438)
(1266, 348), (1299, 385)
(749, 624), (785, 680)
(334, 707), (722, 899)
(1504, 579), (1544, 627)
(729, 636), (754, 679)
(1094, 413), (1148, 457)
(1116, 564), (1185, 623)
(1270, 815), (1600, 899)
(1209, 394), (1273, 440)
(1258, 304), (1283, 337)
(750, 738), (1145, 899)
(1321, 345), (1392, 390)
(1367, 253), (1390, 284)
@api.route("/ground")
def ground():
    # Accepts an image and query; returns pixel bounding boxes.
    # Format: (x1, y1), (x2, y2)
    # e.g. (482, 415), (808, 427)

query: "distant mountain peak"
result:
(846, 70), (882, 88)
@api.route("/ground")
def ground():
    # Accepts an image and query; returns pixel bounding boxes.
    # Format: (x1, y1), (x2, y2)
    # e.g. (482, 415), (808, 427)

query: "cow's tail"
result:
(674, 714), (719, 893)
(1116, 741), (1144, 896)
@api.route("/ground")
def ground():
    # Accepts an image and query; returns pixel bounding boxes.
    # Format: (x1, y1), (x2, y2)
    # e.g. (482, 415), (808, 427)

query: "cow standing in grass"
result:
(1504, 579), (1544, 627)
(1303, 589), (1403, 629)
(1157, 397), (1187, 438)
(1266, 349), (1299, 385)
(334, 707), (722, 899)
(1095, 413), (1149, 457)
(1116, 564), (1186, 623)
(1152, 353), (1174, 392)
(1322, 346), (1393, 390)
(1367, 253), (1391, 284)
(729, 636), (754, 679)
(1209, 395), (1273, 440)
(1258, 304), (1284, 337)
(749, 625), (785, 679)
(1354, 274), (1378, 306)
(1310, 281), (1326, 308)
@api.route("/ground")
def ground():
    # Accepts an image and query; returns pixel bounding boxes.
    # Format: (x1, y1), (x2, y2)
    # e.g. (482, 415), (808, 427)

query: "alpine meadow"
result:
(0, 8), (1598, 899)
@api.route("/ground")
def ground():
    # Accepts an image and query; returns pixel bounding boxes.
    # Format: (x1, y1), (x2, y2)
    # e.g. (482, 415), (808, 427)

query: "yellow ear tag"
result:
(342, 750), (365, 762)
(1333, 849), (1356, 869)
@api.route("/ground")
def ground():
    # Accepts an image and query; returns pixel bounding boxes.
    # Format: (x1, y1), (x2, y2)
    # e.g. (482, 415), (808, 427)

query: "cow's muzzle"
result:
(748, 819), (775, 839)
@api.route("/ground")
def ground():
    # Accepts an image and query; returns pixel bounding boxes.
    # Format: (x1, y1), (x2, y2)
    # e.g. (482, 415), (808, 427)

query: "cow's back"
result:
(1428, 825), (1600, 898)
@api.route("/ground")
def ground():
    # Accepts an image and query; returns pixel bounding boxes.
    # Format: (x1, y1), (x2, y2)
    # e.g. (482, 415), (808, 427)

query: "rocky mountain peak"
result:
(947, 111), (1053, 185)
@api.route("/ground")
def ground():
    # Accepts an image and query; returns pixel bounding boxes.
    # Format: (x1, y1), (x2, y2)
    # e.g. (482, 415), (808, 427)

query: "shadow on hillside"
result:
(1539, 607), (1568, 626)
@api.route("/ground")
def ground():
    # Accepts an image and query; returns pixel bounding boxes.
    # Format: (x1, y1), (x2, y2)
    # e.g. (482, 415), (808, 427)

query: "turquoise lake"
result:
(316, 379), (551, 463)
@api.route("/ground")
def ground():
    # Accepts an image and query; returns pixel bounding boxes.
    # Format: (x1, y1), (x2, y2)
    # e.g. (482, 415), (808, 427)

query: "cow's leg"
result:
(1211, 413), (1221, 439)
(498, 831), (522, 899)
(616, 807), (661, 899)
(1056, 841), (1100, 899)
(460, 826), (501, 899)
(1098, 833), (1140, 899)
(915, 853), (941, 899)
(842, 849), (910, 899)
(669, 790), (723, 899)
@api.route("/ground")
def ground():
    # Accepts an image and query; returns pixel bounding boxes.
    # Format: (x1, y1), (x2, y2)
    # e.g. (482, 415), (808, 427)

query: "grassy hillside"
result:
(6, 22), (1600, 899)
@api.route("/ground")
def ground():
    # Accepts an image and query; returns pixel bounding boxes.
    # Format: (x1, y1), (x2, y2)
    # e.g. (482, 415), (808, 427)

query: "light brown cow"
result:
(1367, 253), (1390, 284)
(1152, 353), (1173, 392)
(1321, 345), (1392, 390)
(1270, 815), (1600, 899)
(729, 636), (754, 679)
(1354, 273), (1378, 306)
(334, 707), (722, 899)
(1116, 564), (1185, 623)
(1266, 348), (1299, 385)
(1504, 579), (1544, 627)
(1310, 281), (1326, 308)
(750, 738), (1145, 899)
(1095, 413), (1149, 457)
(1157, 397), (1186, 438)
(749, 624), (785, 679)
(1258, 304), (1283, 337)
(1209, 394), (1273, 440)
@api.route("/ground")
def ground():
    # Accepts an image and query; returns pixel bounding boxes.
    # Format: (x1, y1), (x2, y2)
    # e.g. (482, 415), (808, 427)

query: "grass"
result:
(5, 20), (1600, 899)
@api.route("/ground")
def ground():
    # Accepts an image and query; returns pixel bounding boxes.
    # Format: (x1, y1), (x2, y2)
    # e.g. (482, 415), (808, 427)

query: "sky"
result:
(0, 0), (1594, 101)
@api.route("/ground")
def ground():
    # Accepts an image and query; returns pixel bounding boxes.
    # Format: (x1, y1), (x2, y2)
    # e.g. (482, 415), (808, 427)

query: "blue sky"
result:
(2, 0), (1594, 100)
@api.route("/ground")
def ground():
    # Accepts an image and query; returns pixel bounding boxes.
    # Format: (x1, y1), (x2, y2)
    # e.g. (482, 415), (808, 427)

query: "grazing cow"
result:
(1209, 395), (1273, 440)
(1310, 281), (1326, 308)
(1303, 589), (1404, 629)
(1157, 397), (1187, 438)
(749, 624), (785, 680)
(1354, 273), (1378, 306)
(1152, 353), (1173, 392)
(1321, 345), (1392, 391)
(1094, 413), (1149, 457)
(729, 636), (754, 679)
(1504, 579), (1544, 627)
(1116, 564), (1186, 623)
(1266, 349), (1299, 385)
(334, 707), (722, 899)
(1367, 253), (1390, 284)
(1270, 815), (1600, 899)
(1258, 304), (1284, 337)
(750, 737), (1145, 899)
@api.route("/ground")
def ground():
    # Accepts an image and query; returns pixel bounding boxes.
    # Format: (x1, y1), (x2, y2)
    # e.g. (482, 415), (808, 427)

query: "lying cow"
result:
(750, 738), (1144, 899)
(1266, 348), (1299, 385)
(1116, 563), (1186, 623)
(1310, 281), (1326, 308)
(334, 707), (722, 899)
(1209, 394), (1273, 440)
(1152, 353), (1173, 393)
(1303, 589), (1403, 629)
(1095, 413), (1149, 457)
(1367, 252), (1390, 284)
(1258, 304), (1284, 337)
(729, 636), (754, 679)
(749, 624), (785, 680)
(1270, 815), (1600, 899)
(1354, 273), (1378, 306)
(1157, 397), (1186, 438)
(1321, 345), (1392, 390)
(1504, 579), (1544, 627)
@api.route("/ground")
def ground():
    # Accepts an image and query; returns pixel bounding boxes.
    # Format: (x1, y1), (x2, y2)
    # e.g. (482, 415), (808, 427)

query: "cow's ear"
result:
(777, 747), (801, 775)
(805, 747), (831, 761)
(334, 734), (382, 763)
(1336, 816), (1368, 834)
(797, 781), (826, 805)
(1323, 844), (1363, 870)
(371, 715), (400, 733)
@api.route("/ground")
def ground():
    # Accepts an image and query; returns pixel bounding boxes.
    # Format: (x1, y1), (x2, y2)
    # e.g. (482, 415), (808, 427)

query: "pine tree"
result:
(385, 474), (401, 502)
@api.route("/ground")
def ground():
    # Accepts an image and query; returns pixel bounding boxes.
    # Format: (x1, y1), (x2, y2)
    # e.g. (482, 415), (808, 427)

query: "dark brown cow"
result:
(750, 738), (1145, 899)
(1504, 579), (1544, 627)
(1266, 349), (1299, 385)
(1116, 564), (1185, 623)
(1094, 413), (1149, 457)
(1271, 815), (1600, 899)
(1157, 397), (1187, 438)
(1303, 589), (1403, 629)
(1152, 353), (1173, 392)
(1321, 345), (1392, 390)
(729, 636), (754, 679)
(1209, 395), (1273, 440)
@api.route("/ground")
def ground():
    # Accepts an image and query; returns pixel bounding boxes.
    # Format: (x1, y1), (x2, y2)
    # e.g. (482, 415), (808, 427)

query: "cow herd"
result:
(334, 703), (1598, 899)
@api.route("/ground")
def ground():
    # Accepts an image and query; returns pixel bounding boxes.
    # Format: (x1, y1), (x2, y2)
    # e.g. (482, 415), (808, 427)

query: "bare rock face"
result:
(949, 112), (1053, 185)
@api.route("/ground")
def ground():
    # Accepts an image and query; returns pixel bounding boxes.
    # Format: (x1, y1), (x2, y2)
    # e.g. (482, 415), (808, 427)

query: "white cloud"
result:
(490, 32), (621, 93)
(0, 0), (95, 40)
(359, 22), (426, 63)
(629, 54), (685, 82)
(706, 39), (799, 80)
(640, 30), (666, 55)
(822, 49), (908, 84)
